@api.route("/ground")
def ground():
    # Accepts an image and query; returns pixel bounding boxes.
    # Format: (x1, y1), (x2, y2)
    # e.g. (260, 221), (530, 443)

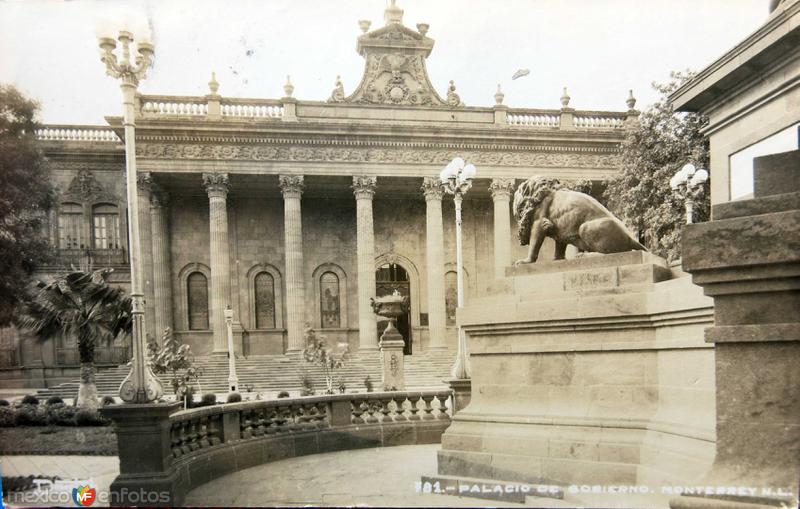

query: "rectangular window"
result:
(187, 272), (210, 330)
(92, 205), (120, 249)
(58, 204), (83, 249)
(729, 123), (799, 201)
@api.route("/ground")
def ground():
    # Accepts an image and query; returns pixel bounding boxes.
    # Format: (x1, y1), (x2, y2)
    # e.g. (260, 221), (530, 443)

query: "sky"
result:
(0, 0), (769, 125)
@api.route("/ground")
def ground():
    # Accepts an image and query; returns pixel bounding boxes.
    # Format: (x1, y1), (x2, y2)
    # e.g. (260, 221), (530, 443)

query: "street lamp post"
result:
(439, 157), (476, 380)
(98, 30), (163, 403)
(670, 163), (709, 224)
(224, 306), (239, 393)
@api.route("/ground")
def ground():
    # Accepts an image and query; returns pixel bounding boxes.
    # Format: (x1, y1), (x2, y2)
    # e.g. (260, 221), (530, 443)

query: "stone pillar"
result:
(379, 323), (406, 391)
(489, 178), (516, 278)
(422, 177), (447, 350)
(150, 185), (173, 343)
(202, 173), (231, 354)
(279, 175), (305, 353)
(352, 176), (378, 351)
(677, 151), (800, 509)
(136, 173), (156, 341)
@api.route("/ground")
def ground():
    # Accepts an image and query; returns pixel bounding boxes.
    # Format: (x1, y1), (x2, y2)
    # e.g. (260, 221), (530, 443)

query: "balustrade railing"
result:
(36, 126), (119, 142)
(507, 111), (560, 127)
(141, 100), (209, 116)
(573, 113), (626, 129)
(220, 100), (284, 119)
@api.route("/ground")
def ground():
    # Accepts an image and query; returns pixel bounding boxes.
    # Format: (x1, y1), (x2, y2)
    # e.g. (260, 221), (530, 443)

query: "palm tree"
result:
(18, 269), (131, 409)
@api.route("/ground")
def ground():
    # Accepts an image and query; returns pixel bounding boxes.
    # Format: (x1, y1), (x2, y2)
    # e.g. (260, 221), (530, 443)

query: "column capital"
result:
(489, 178), (516, 201)
(136, 172), (153, 193)
(422, 177), (445, 201)
(352, 175), (377, 199)
(279, 175), (305, 198)
(150, 183), (169, 208)
(202, 172), (230, 198)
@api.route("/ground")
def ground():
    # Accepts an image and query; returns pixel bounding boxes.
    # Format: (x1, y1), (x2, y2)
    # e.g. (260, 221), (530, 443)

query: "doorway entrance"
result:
(375, 263), (412, 355)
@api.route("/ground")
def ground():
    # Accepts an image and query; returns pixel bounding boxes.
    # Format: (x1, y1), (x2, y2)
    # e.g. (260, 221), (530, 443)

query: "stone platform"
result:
(438, 251), (716, 492)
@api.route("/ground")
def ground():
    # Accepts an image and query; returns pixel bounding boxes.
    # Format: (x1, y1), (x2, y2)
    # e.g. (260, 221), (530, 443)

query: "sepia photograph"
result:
(0, 0), (798, 507)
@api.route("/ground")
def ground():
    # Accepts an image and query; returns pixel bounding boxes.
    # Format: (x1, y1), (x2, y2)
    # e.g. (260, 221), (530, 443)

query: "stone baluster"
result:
(422, 177), (448, 349)
(392, 395), (408, 421)
(421, 394), (435, 420)
(435, 393), (451, 420)
(279, 175), (306, 352)
(150, 184), (173, 341)
(489, 178), (517, 278)
(352, 176), (378, 350)
(202, 173), (232, 353)
(136, 173), (156, 341)
(352, 400), (366, 424)
(407, 395), (421, 421)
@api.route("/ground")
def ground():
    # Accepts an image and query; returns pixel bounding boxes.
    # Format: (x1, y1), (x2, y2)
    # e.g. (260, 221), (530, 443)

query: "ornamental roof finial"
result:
(560, 87), (571, 108)
(384, 0), (404, 25)
(208, 72), (219, 95)
(626, 89), (637, 110)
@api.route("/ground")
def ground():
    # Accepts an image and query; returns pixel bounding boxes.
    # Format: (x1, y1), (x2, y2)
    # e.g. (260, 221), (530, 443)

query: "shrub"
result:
(277, 391), (290, 399)
(226, 392), (242, 403)
(46, 396), (64, 406)
(75, 408), (109, 426)
(20, 395), (40, 406)
(101, 396), (115, 406)
(199, 393), (217, 407)
(46, 405), (77, 426)
(0, 406), (15, 427)
(14, 405), (47, 426)
(0, 399), (9, 406)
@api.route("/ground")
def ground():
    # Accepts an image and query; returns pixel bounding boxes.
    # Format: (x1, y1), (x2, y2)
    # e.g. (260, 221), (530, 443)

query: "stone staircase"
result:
(36, 350), (454, 400)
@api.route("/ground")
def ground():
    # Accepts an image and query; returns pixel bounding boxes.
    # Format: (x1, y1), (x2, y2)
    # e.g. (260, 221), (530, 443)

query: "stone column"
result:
(202, 173), (231, 353)
(352, 176), (378, 351)
(422, 177), (447, 350)
(489, 178), (516, 278)
(279, 175), (306, 353)
(136, 173), (156, 341)
(149, 185), (173, 343)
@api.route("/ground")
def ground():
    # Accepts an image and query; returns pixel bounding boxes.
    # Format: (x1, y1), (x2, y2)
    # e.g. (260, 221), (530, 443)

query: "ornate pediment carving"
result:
(62, 169), (117, 204)
(346, 5), (448, 107)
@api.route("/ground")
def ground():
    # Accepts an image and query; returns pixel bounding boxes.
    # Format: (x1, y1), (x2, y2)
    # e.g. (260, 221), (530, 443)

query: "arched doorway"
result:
(375, 263), (412, 355)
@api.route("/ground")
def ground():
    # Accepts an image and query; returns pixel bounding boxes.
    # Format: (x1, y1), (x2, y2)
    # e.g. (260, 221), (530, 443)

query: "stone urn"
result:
(370, 290), (409, 340)
(370, 290), (409, 390)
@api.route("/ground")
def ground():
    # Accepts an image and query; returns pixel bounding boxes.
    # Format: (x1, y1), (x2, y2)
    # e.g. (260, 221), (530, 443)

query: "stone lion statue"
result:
(513, 176), (645, 265)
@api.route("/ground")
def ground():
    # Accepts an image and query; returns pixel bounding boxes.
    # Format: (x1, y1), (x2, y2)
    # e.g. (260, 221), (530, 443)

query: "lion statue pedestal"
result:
(435, 251), (718, 507)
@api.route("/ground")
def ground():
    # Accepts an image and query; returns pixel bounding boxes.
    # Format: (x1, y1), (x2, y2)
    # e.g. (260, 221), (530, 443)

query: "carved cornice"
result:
(137, 142), (620, 169)
(489, 178), (517, 200)
(202, 172), (230, 197)
(278, 175), (305, 198)
(421, 177), (445, 201)
(352, 176), (377, 199)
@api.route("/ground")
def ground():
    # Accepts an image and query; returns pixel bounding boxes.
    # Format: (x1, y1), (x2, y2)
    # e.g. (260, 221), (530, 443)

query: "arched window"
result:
(319, 272), (341, 328)
(445, 271), (458, 326)
(187, 272), (209, 330)
(92, 203), (120, 249)
(58, 203), (84, 249)
(254, 272), (276, 329)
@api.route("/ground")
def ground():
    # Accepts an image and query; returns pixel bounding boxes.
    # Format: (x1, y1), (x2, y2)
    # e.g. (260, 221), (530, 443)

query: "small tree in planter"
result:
(149, 328), (202, 409)
(301, 325), (349, 395)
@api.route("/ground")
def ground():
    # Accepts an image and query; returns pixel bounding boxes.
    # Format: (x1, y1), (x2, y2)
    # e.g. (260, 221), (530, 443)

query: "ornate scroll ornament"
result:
(202, 172), (230, 197)
(421, 176), (445, 200)
(136, 172), (153, 193)
(352, 175), (377, 199)
(62, 169), (117, 203)
(489, 178), (517, 200)
(328, 76), (346, 103)
(149, 183), (169, 208)
(137, 142), (621, 169)
(446, 80), (464, 108)
(278, 175), (305, 198)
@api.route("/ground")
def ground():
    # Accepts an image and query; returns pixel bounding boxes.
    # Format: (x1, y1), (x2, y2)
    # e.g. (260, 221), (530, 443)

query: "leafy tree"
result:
(0, 85), (56, 325)
(148, 328), (202, 409)
(604, 71), (710, 261)
(302, 325), (349, 395)
(18, 269), (131, 409)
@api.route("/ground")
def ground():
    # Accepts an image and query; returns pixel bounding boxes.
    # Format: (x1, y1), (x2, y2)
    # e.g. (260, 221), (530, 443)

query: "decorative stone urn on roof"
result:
(370, 290), (409, 391)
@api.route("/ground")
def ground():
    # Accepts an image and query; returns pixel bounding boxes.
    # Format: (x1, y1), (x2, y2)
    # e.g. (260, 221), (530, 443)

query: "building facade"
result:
(1, 3), (637, 387)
